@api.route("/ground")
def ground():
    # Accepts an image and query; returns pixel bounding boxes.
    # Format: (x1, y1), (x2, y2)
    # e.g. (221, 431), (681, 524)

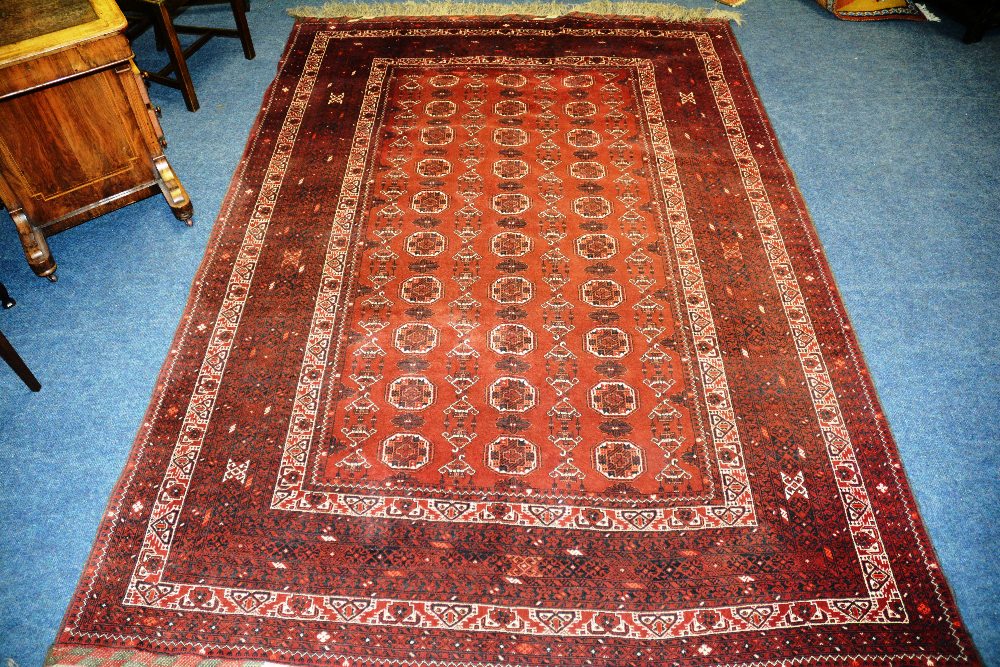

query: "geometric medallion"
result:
(490, 231), (532, 257)
(492, 159), (529, 180)
(415, 158), (452, 178)
(579, 279), (624, 308)
(400, 276), (443, 303)
(393, 323), (439, 354)
(583, 327), (631, 358)
(572, 196), (612, 219)
(411, 190), (449, 214)
(563, 73), (593, 88)
(424, 100), (457, 117)
(593, 440), (645, 480)
(574, 233), (618, 260)
(493, 127), (529, 147)
(588, 381), (638, 416)
(494, 99), (527, 117)
(386, 376), (435, 411)
(420, 125), (453, 146)
(569, 162), (606, 181)
(567, 128), (601, 148)
(488, 324), (535, 356)
(495, 73), (527, 88)
(491, 193), (531, 215)
(487, 377), (537, 413)
(380, 433), (432, 470)
(490, 276), (533, 304)
(564, 101), (597, 118)
(404, 230), (448, 256)
(486, 436), (539, 475)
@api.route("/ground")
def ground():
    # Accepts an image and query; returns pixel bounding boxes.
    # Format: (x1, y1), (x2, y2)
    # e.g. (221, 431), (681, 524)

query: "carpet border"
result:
(46, 19), (310, 666)
(716, 24), (981, 666)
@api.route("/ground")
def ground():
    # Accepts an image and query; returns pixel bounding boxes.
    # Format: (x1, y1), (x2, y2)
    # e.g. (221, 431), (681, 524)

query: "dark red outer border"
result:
(48, 17), (309, 656)
(716, 23), (981, 665)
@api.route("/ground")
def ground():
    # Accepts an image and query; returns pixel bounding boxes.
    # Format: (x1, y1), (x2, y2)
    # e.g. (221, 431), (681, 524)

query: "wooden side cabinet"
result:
(0, 0), (192, 280)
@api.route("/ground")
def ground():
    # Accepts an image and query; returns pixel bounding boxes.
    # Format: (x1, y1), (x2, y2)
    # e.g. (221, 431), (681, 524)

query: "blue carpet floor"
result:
(0, 1), (997, 664)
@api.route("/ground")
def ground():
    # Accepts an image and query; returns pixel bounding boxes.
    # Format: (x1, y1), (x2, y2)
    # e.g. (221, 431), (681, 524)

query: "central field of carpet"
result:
(50, 16), (980, 667)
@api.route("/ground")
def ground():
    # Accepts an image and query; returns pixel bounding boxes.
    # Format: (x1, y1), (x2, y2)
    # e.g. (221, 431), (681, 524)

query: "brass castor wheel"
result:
(46, 273), (58, 283)
(172, 201), (194, 226)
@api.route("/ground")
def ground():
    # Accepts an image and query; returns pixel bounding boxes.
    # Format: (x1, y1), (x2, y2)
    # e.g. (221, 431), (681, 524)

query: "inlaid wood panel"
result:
(0, 69), (148, 226)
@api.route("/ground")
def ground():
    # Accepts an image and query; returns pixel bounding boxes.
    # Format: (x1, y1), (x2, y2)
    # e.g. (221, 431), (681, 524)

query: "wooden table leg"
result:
(0, 330), (41, 392)
(8, 208), (58, 281)
(153, 155), (194, 225)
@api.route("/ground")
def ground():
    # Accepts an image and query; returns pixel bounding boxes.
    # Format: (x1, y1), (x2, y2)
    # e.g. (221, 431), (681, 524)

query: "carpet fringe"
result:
(914, 2), (941, 21)
(289, 0), (742, 23)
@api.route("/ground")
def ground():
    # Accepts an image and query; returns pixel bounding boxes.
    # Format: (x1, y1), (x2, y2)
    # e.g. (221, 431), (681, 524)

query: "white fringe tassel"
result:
(289, 0), (742, 23)
(915, 3), (941, 21)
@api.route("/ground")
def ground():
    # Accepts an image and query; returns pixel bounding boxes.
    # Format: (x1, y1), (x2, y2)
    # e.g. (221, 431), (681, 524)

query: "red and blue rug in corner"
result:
(48, 15), (982, 667)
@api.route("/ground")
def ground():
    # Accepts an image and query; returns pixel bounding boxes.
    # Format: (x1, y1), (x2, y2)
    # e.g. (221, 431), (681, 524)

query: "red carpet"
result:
(51, 16), (980, 667)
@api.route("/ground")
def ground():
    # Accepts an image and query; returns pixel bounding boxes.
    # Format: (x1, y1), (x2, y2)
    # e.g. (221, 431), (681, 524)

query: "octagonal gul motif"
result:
(387, 376), (436, 411)
(580, 279), (624, 308)
(488, 377), (537, 413)
(565, 101), (597, 117)
(490, 276), (533, 304)
(486, 436), (539, 475)
(495, 73), (527, 87)
(400, 276), (443, 303)
(488, 324), (535, 356)
(575, 233), (618, 260)
(404, 230), (447, 257)
(394, 323), (439, 354)
(573, 196), (613, 220)
(562, 74), (594, 88)
(411, 190), (449, 214)
(416, 158), (452, 178)
(493, 159), (529, 180)
(593, 440), (645, 480)
(585, 327), (632, 358)
(570, 162), (606, 180)
(494, 99), (527, 117)
(589, 381), (638, 416)
(491, 193), (531, 215)
(428, 74), (459, 87)
(420, 125), (453, 146)
(490, 231), (532, 257)
(567, 128), (601, 148)
(380, 433), (432, 470)
(493, 128), (528, 146)
(424, 100), (457, 117)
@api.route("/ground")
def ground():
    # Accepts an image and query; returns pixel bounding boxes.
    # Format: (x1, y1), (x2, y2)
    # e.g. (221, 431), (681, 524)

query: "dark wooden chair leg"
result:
(0, 330), (41, 392)
(152, 11), (167, 51)
(155, 3), (199, 112)
(0, 283), (14, 309)
(230, 0), (255, 60)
